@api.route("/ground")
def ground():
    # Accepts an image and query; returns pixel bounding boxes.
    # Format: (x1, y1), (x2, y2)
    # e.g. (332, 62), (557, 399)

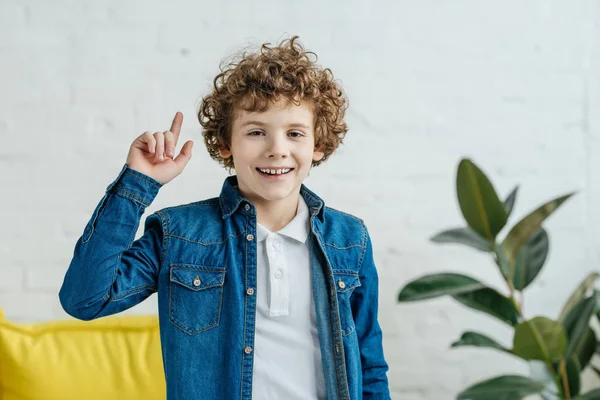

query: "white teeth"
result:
(258, 168), (291, 175)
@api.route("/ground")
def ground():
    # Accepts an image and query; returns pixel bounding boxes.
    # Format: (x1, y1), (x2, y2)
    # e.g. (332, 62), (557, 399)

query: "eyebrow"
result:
(240, 120), (311, 129)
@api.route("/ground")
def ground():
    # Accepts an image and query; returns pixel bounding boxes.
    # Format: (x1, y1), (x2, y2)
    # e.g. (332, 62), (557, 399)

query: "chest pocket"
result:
(332, 271), (361, 336)
(169, 264), (226, 335)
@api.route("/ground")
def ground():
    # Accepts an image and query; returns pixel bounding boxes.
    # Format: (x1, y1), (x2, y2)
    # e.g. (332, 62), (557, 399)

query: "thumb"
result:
(174, 140), (194, 170)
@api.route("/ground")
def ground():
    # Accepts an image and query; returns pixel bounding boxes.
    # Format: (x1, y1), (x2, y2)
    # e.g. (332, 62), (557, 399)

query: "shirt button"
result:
(193, 276), (201, 287)
(274, 270), (282, 279)
(246, 234), (254, 241)
(245, 204), (250, 211)
(338, 279), (346, 289)
(246, 288), (255, 296)
(244, 346), (253, 354)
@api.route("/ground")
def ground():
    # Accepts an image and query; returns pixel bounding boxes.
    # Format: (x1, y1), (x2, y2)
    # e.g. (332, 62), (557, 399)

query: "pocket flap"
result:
(170, 265), (226, 291)
(333, 272), (361, 293)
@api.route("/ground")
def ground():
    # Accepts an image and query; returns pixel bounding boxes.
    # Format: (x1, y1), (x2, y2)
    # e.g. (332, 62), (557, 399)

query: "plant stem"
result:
(491, 242), (524, 318)
(559, 357), (571, 399)
(547, 362), (567, 400)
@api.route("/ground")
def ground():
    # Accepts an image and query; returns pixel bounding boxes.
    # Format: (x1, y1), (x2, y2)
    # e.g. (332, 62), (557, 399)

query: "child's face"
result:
(219, 98), (324, 208)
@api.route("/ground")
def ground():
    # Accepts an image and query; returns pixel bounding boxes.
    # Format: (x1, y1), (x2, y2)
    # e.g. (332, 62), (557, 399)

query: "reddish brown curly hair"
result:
(197, 35), (348, 169)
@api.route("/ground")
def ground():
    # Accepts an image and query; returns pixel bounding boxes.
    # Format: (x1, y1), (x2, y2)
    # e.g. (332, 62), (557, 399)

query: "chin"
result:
(255, 188), (295, 201)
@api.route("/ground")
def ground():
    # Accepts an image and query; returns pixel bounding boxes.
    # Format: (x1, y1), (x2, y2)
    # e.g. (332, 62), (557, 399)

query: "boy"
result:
(59, 36), (390, 400)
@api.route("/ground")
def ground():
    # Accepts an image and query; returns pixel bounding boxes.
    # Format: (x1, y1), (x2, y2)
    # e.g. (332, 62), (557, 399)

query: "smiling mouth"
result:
(256, 168), (294, 176)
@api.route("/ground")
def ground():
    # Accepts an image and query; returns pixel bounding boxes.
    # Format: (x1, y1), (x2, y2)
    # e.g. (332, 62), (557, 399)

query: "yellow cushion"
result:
(0, 310), (165, 400)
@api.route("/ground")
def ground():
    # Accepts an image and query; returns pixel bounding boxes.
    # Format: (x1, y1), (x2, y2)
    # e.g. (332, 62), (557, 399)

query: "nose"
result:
(265, 134), (289, 159)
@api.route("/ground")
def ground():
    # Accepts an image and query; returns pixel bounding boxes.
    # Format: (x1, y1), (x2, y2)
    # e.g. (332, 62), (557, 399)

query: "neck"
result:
(253, 194), (300, 232)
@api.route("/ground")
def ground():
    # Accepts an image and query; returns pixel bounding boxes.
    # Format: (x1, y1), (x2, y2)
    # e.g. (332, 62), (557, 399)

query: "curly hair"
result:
(197, 35), (348, 169)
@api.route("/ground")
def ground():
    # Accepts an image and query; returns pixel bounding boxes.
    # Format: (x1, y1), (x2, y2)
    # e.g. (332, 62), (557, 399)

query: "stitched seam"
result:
(110, 284), (156, 300)
(156, 211), (168, 270)
(171, 282), (224, 291)
(241, 213), (249, 400)
(324, 242), (365, 250)
(314, 232), (345, 398)
(302, 190), (319, 206)
(165, 232), (243, 245)
(123, 169), (162, 189)
(342, 325), (355, 337)
(336, 286), (360, 293)
(219, 195), (230, 218)
(324, 206), (363, 223)
(105, 201), (144, 303)
(170, 264), (226, 271)
(112, 188), (150, 207)
(358, 221), (368, 269)
(168, 269), (223, 334)
(83, 193), (111, 243)
(158, 199), (220, 214)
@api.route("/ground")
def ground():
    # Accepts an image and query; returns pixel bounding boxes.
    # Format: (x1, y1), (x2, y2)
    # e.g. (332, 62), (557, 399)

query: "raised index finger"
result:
(170, 111), (183, 139)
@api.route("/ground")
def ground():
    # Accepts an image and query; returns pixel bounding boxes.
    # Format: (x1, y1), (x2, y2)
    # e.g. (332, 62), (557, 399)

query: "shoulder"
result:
(319, 205), (368, 249)
(148, 197), (223, 236)
(323, 205), (364, 227)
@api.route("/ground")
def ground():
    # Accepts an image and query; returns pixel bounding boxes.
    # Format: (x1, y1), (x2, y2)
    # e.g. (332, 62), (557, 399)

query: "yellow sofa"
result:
(0, 309), (166, 400)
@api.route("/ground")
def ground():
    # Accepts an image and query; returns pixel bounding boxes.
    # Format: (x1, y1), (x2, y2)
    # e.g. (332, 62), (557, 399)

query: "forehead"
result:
(232, 98), (314, 127)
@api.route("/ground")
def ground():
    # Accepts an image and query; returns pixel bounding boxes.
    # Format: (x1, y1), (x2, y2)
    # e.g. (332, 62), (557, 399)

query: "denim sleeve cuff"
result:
(105, 164), (163, 208)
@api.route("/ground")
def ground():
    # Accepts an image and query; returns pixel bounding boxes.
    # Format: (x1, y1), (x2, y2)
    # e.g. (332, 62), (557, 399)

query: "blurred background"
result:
(1, 0), (599, 398)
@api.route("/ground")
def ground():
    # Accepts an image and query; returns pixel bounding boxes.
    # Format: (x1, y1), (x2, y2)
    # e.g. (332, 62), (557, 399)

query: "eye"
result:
(288, 131), (304, 138)
(247, 130), (265, 136)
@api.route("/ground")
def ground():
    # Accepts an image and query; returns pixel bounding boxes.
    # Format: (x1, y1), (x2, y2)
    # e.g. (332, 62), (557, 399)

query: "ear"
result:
(313, 148), (324, 162)
(219, 146), (232, 159)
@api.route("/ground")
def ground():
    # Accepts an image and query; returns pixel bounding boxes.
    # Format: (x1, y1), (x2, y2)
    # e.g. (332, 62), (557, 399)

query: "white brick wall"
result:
(1, 0), (599, 398)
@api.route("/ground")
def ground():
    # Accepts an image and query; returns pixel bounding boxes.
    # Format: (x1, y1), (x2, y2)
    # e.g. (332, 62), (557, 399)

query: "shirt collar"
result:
(256, 195), (310, 243)
(219, 175), (325, 222)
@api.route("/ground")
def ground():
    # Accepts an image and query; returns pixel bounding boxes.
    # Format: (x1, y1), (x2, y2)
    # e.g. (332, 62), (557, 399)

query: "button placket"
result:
(266, 233), (289, 316)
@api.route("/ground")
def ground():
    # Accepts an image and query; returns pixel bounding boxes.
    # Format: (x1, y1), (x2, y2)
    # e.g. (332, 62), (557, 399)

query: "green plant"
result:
(397, 158), (600, 400)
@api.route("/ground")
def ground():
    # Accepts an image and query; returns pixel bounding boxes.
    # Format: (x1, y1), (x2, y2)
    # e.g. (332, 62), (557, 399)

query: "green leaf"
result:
(574, 389), (600, 399)
(457, 375), (546, 399)
(430, 227), (492, 252)
(451, 331), (512, 354)
(501, 192), (575, 272)
(563, 295), (598, 362)
(559, 356), (582, 397)
(456, 159), (508, 241)
(573, 327), (596, 369)
(513, 317), (567, 363)
(453, 288), (520, 326)
(495, 244), (511, 278)
(559, 272), (600, 322)
(504, 185), (519, 218)
(397, 273), (485, 302)
(512, 229), (549, 290)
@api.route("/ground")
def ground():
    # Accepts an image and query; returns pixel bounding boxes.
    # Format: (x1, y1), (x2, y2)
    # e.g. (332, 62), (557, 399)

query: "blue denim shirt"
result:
(59, 164), (390, 400)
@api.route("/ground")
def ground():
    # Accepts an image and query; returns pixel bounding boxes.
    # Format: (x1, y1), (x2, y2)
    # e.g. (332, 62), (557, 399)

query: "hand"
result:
(125, 112), (194, 185)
